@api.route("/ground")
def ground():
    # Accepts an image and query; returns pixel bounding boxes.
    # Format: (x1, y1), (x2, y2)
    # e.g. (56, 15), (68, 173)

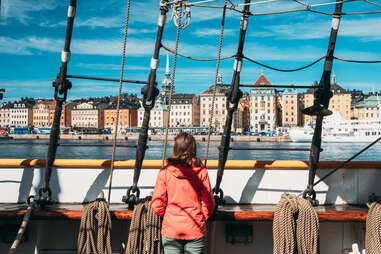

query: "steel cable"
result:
(162, 44), (235, 61)
(204, 0), (228, 166)
(162, 5), (182, 168)
(77, 200), (112, 254)
(366, 202), (381, 254)
(363, 0), (381, 7)
(243, 55), (326, 72)
(334, 56), (381, 63)
(273, 195), (320, 254)
(107, 0), (131, 204)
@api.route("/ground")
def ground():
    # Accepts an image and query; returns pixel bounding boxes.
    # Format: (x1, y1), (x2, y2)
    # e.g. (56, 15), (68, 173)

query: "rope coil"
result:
(366, 202), (381, 254)
(125, 200), (162, 254)
(273, 195), (320, 254)
(77, 199), (112, 254)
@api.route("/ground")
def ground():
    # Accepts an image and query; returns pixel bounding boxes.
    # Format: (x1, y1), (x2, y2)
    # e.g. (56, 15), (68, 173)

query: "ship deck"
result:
(0, 203), (368, 222)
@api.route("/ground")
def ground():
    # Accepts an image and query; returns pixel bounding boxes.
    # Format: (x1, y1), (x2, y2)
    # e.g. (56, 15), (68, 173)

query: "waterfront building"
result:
(199, 75), (228, 132)
(71, 102), (104, 128)
(64, 103), (74, 127)
(250, 71), (278, 132)
(303, 74), (351, 125)
(104, 107), (138, 133)
(169, 94), (200, 127)
(33, 100), (65, 127)
(137, 96), (168, 128)
(233, 94), (250, 132)
(352, 95), (381, 120)
(9, 103), (33, 127)
(278, 87), (302, 127)
(0, 108), (10, 127)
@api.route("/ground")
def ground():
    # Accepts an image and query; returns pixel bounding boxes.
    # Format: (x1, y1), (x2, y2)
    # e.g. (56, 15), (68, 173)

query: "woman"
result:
(151, 132), (215, 254)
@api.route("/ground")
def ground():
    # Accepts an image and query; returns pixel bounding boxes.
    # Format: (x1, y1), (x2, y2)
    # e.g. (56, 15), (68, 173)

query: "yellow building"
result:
(303, 74), (351, 125)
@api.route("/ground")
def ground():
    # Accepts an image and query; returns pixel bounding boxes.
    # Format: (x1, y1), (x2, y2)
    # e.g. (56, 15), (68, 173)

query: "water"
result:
(1, 139), (381, 161)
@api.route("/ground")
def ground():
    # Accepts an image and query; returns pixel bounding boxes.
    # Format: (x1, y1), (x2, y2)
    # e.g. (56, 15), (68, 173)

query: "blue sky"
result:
(0, 0), (381, 102)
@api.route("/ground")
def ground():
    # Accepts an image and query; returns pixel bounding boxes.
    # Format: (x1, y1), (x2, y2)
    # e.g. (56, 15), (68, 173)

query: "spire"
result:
(217, 73), (222, 85)
(331, 72), (336, 85)
(261, 70), (264, 76)
(165, 52), (170, 75)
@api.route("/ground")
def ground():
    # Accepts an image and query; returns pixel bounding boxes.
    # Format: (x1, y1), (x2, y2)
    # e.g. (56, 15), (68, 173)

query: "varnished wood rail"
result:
(0, 204), (368, 222)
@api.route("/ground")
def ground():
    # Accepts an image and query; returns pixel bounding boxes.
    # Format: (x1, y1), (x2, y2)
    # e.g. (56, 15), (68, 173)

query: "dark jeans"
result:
(162, 236), (205, 254)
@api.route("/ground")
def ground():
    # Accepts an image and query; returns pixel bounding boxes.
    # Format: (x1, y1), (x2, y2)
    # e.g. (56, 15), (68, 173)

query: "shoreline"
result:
(8, 134), (292, 142)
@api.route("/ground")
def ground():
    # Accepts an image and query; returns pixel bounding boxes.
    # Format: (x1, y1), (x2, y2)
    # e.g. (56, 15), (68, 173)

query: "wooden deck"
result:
(0, 204), (368, 222)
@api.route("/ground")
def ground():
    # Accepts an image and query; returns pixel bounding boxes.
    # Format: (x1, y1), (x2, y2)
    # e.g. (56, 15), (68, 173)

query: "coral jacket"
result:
(151, 164), (215, 240)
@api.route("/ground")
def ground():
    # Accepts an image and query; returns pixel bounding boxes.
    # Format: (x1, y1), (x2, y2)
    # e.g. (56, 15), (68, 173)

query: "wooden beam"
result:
(0, 204), (368, 222)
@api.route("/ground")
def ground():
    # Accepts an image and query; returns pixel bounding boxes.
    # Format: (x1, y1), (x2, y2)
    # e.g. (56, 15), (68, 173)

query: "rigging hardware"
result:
(170, 0), (191, 28)
(34, 0), (77, 208)
(123, 0), (170, 208)
(302, 2), (343, 206)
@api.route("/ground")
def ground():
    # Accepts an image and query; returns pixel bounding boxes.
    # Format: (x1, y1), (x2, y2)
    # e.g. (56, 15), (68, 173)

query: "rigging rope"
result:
(243, 55), (326, 72)
(334, 56), (381, 63)
(363, 0), (381, 7)
(204, 0), (228, 166)
(107, 0), (131, 205)
(366, 202), (381, 254)
(8, 203), (35, 254)
(162, 44), (235, 61)
(125, 200), (162, 254)
(77, 199), (112, 254)
(162, 3), (182, 168)
(273, 195), (320, 254)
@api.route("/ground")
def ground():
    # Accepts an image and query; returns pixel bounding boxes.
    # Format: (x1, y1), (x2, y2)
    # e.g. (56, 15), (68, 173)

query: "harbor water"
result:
(1, 139), (381, 161)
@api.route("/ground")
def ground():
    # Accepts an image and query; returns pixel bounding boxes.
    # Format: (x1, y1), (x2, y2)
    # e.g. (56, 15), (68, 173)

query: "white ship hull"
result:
(0, 159), (378, 253)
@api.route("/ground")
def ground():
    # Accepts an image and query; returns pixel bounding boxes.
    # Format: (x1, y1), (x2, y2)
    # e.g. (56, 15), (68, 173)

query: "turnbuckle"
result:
(122, 186), (141, 210)
(27, 187), (53, 209)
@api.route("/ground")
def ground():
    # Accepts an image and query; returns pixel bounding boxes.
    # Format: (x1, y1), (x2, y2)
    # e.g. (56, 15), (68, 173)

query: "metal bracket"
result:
(52, 75), (72, 102)
(170, 0), (191, 29)
(122, 186), (141, 210)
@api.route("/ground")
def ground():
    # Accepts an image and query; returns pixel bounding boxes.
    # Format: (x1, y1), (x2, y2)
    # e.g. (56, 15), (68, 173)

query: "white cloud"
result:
(192, 28), (236, 37)
(256, 17), (381, 41)
(1, 0), (60, 25)
(76, 63), (150, 71)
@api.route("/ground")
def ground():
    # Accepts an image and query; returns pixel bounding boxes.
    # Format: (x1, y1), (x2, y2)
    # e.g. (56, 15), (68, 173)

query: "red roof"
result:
(254, 71), (271, 86)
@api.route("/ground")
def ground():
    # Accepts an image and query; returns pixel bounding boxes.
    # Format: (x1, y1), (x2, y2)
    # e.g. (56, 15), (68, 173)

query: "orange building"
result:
(33, 100), (65, 127)
(279, 88), (302, 127)
(303, 74), (351, 125)
(104, 107), (137, 133)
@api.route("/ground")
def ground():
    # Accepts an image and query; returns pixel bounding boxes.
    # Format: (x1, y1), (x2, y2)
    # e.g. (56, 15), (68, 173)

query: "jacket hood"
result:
(166, 164), (203, 179)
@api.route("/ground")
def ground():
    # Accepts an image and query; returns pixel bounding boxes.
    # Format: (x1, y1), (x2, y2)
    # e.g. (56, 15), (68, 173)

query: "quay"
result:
(8, 134), (292, 142)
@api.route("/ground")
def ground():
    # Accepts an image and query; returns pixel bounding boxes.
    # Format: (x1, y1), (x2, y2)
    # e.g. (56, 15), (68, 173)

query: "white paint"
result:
(61, 51), (70, 63)
(158, 14), (166, 27)
(1, 166), (380, 204)
(150, 58), (159, 70)
(233, 59), (242, 72)
(67, 6), (76, 18)
(332, 17), (340, 30)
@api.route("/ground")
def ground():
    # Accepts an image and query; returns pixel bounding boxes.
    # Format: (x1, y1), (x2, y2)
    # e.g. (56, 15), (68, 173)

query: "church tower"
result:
(161, 52), (172, 98)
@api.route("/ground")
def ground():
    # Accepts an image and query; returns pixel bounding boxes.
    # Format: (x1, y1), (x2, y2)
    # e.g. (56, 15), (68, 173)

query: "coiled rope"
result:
(125, 200), (162, 254)
(273, 195), (320, 254)
(77, 199), (112, 254)
(366, 202), (381, 254)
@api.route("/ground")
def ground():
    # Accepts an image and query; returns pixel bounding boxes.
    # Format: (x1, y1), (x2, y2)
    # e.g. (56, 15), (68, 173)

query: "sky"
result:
(0, 0), (381, 102)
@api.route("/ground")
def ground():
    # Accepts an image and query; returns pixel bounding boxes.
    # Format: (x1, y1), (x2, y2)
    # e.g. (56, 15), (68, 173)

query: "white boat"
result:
(289, 112), (381, 143)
